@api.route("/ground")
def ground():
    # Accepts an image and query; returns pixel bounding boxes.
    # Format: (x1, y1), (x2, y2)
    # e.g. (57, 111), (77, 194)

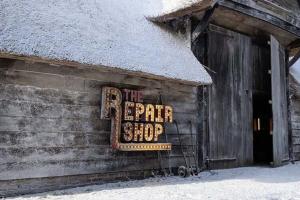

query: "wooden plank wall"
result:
(289, 76), (300, 161)
(231, 0), (300, 15)
(206, 25), (253, 169)
(192, 31), (209, 169)
(267, 0), (300, 13)
(252, 40), (271, 95)
(0, 58), (201, 196)
(270, 35), (289, 165)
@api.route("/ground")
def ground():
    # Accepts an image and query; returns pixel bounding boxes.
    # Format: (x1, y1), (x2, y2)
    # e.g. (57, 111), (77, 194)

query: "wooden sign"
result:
(101, 87), (173, 151)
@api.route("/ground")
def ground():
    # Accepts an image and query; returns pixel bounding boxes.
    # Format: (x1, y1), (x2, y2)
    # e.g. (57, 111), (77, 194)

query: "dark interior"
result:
(253, 94), (273, 164)
(252, 39), (273, 165)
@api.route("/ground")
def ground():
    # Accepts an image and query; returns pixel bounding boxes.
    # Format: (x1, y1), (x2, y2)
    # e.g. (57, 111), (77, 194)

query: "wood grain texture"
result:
(0, 58), (201, 195)
(289, 76), (300, 161)
(211, 0), (300, 46)
(206, 25), (253, 169)
(270, 35), (290, 166)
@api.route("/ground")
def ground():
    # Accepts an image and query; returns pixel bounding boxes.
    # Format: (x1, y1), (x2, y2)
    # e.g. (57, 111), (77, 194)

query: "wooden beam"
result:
(289, 49), (300, 68)
(192, 3), (218, 41)
(288, 39), (300, 50)
(148, 0), (214, 23)
(218, 0), (300, 38)
(0, 52), (207, 86)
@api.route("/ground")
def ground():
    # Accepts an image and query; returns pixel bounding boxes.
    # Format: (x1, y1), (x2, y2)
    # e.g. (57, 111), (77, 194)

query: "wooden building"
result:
(290, 61), (300, 161)
(152, 0), (300, 168)
(0, 0), (212, 196)
(1, 0), (300, 197)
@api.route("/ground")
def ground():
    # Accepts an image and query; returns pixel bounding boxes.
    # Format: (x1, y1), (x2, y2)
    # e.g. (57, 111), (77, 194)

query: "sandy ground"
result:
(8, 162), (300, 200)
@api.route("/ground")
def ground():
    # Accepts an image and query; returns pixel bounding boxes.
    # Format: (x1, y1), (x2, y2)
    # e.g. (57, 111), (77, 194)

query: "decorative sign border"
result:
(100, 87), (172, 151)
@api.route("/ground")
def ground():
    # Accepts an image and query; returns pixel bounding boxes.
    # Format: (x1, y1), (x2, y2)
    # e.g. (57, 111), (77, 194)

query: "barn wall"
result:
(229, 0), (300, 24)
(289, 76), (300, 161)
(205, 25), (253, 169)
(192, 25), (254, 169)
(0, 58), (202, 196)
(192, 25), (252, 169)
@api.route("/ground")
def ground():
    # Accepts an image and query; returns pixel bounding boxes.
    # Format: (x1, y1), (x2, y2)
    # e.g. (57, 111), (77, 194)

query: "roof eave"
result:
(0, 51), (212, 86)
(148, 0), (216, 22)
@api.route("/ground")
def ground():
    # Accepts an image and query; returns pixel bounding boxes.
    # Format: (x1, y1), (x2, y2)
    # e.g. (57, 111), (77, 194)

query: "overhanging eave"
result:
(148, 0), (216, 22)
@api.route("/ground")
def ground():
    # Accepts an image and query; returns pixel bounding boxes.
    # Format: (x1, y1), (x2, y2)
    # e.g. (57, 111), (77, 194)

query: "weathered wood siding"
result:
(228, 0), (300, 20)
(270, 0), (300, 12)
(252, 40), (271, 95)
(213, 0), (300, 47)
(270, 35), (289, 166)
(206, 25), (253, 169)
(290, 76), (300, 161)
(0, 58), (201, 196)
(231, 0), (300, 13)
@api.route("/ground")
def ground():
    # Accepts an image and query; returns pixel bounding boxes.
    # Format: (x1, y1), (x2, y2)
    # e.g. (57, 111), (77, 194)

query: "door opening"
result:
(252, 39), (273, 165)
(253, 94), (273, 164)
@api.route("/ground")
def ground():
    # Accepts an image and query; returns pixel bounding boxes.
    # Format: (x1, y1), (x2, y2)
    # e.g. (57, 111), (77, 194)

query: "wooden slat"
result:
(292, 136), (300, 145)
(0, 83), (101, 106)
(293, 151), (300, 161)
(0, 145), (195, 164)
(291, 121), (300, 130)
(0, 131), (197, 147)
(288, 49), (300, 67)
(0, 156), (192, 180)
(0, 100), (101, 119)
(0, 58), (201, 186)
(292, 129), (300, 137)
(0, 53), (203, 86)
(0, 116), (110, 132)
(192, 3), (218, 41)
(206, 25), (253, 169)
(0, 131), (110, 148)
(270, 35), (290, 166)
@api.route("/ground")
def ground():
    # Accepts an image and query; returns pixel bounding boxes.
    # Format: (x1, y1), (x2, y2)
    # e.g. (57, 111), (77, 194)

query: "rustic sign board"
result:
(101, 87), (173, 151)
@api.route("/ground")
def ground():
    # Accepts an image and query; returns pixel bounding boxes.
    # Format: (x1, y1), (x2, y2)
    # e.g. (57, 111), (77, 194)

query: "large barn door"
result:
(270, 35), (289, 166)
(207, 25), (253, 169)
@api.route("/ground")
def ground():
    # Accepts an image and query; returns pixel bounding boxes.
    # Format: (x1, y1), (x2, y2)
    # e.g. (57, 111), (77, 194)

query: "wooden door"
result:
(270, 35), (289, 166)
(207, 25), (253, 168)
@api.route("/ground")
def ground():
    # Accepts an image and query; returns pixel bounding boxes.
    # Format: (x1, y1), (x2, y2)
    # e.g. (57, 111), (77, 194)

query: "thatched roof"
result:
(0, 0), (212, 85)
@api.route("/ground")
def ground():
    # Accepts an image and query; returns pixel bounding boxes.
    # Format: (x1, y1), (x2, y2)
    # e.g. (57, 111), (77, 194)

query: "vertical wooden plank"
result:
(270, 35), (289, 166)
(206, 25), (253, 168)
(289, 76), (300, 161)
(240, 35), (254, 166)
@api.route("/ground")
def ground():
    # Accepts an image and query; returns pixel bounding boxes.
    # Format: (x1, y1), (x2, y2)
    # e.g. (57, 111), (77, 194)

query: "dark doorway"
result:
(252, 40), (273, 165)
(253, 94), (273, 164)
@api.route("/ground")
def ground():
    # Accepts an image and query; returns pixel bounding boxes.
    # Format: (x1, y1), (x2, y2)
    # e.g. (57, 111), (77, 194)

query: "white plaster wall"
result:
(0, 0), (212, 84)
